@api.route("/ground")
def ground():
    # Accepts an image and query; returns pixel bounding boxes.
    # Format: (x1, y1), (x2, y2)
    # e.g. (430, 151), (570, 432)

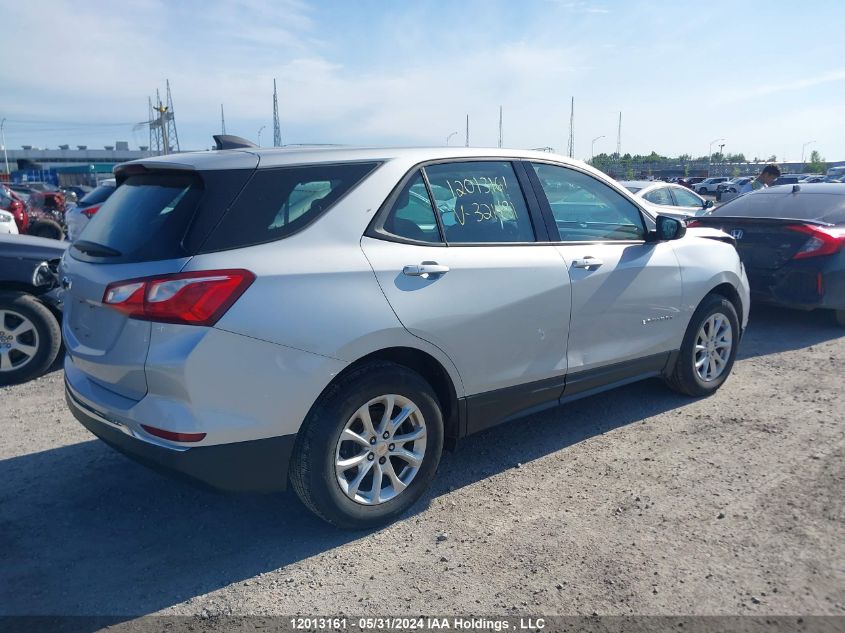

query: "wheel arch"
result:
(706, 282), (744, 328)
(324, 346), (463, 447)
(0, 285), (62, 322)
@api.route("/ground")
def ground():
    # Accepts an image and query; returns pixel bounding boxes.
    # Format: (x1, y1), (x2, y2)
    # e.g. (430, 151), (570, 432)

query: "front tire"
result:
(665, 294), (739, 397)
(289, 361), (444, 529)
(0, 292), (62, 386)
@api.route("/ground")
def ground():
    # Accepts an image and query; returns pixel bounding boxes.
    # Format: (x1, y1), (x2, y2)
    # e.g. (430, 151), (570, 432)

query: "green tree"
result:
(806, 150), (827, 174)
(732, 166), (741, 177)
(765, 154), (777, 162)
(726, 153), (746, 163)
(625, 166), (635, 180)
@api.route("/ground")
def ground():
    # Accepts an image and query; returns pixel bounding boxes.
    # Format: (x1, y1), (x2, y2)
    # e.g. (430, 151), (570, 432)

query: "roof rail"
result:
(213, 135), (258, 150)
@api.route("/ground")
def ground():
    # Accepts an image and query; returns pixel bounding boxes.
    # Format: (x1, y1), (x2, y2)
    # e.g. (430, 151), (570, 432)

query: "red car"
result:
(1, 185), (29, 233)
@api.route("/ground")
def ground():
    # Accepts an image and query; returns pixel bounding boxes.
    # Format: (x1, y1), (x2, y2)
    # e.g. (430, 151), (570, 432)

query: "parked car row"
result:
(0, 179), (117, 242)
(620, 180), (713, 219)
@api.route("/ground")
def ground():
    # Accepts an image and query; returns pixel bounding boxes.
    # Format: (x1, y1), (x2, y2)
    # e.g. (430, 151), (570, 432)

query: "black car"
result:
(690, 183), (845, 325)
(0, 234), (68, 384)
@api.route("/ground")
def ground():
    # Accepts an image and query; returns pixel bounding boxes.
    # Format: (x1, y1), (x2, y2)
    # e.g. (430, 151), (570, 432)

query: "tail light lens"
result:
(81, 204), (101, 218)
(102, 269), (255, 326)
(686, 220), (702, 227)
(788, 224), (845, 259)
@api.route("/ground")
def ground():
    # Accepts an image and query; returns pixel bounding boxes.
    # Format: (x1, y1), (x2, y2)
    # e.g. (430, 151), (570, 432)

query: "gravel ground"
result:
(0, 304), (843, 618)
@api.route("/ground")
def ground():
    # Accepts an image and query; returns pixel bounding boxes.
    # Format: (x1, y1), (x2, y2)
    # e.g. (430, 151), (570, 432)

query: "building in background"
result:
(2, 143), (154, 185)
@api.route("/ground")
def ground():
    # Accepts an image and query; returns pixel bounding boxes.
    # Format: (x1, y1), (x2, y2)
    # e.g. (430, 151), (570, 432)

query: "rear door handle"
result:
(572, 257), (603, 269)
(403, 262), (450, 278)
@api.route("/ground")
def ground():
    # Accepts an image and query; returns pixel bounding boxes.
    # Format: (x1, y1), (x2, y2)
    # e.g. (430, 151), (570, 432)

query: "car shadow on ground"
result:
(737, 303), (843, 360)
(0, 378), (687, 618)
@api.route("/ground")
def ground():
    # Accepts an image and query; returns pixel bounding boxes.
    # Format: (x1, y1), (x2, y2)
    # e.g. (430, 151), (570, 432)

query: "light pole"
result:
(257, 126), (266, 147)
(0, 118), (10, 177)
(708, 137), (725, 176)
(591, 135), (605, 163)
(801, 140), (816, 167)
(446, 131), (458, 146)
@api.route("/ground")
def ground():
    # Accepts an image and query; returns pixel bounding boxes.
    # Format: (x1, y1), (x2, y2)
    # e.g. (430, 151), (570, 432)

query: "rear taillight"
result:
(102, 269), (255, 326)
(787, 224), (845, 259)
(81, 204), (101, 218)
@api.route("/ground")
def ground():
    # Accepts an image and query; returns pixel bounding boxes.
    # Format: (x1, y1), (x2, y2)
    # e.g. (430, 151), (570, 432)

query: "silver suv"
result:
(61, 145), (750, 528)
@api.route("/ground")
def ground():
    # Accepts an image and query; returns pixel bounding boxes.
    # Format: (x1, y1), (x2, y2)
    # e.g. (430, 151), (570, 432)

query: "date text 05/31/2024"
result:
(290, 617), (547, 630)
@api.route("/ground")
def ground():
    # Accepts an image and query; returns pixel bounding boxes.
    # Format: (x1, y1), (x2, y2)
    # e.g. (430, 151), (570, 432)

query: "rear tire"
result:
(0, 292), (62, 386)
(28, 219), (64, 241)
(289, 361), (444, 529)
(665, 294), (739, 397)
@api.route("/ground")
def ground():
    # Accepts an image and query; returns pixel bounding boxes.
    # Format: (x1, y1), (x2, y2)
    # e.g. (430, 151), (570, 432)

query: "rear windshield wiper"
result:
(72, 241), (122, 257)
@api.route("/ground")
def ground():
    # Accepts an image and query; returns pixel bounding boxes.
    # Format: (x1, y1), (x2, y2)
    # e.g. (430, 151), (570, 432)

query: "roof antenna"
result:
(213, 134), (258, 150)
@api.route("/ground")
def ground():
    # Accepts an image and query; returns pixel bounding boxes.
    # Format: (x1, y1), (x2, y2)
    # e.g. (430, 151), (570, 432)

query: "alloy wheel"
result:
(693, 312), (733, 382)
(335, 394), (427, 505)
(0, 309), (40, 372)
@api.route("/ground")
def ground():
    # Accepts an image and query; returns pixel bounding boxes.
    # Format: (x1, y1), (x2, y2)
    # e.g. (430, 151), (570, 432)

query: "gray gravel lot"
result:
(0, 304), (843, 618)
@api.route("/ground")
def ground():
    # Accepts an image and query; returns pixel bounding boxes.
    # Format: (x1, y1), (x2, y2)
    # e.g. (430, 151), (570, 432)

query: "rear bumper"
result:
(66, 380), (296, 493)
(747, 264), (845, 311)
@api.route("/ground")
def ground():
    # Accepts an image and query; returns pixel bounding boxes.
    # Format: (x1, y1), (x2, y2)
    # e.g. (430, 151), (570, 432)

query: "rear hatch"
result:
(693, 187), (845, 268)
(62, 164), (256, 399)
(691, 187), (845, 302)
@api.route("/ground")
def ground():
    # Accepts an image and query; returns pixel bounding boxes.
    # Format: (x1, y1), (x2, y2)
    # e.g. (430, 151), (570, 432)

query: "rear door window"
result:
(671, 187), (704, 207)
(422, 161), (536, 243)
(643, 187), (674, 206)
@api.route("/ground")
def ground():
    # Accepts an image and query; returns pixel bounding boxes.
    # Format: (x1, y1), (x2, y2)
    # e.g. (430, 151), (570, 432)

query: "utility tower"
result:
(616, 112), (622, 157)
(498, 105), (503, 148)
(221, 104), (226, 134)
(272, 79), (282, 147)
(147, 81), (181, 155)
(465, 114), (469, 147)
(567, 97), (575, 158)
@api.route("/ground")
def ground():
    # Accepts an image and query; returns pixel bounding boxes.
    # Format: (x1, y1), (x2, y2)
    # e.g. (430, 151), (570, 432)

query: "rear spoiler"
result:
(690, 215), (834, 228)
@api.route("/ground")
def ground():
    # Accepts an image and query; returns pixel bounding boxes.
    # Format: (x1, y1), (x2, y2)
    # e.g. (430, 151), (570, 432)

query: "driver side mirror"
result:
(703, 199), (714, 209)
(647, 215), (686, 242)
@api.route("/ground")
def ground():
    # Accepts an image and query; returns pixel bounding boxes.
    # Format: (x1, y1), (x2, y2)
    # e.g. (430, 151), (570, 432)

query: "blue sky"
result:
(2, 0), (843, 161)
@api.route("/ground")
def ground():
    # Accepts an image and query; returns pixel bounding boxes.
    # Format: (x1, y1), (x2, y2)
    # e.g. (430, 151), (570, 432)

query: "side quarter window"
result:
(530, 163), (646, 242)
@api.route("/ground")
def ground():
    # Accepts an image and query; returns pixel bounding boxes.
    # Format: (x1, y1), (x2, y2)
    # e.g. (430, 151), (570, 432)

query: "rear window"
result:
(71, 162), (379, 262)
(712, 191), (845, 224)
(78, 184), (115, 207)
(199, 162), (380, 252)
(72, 173), (203, 261)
